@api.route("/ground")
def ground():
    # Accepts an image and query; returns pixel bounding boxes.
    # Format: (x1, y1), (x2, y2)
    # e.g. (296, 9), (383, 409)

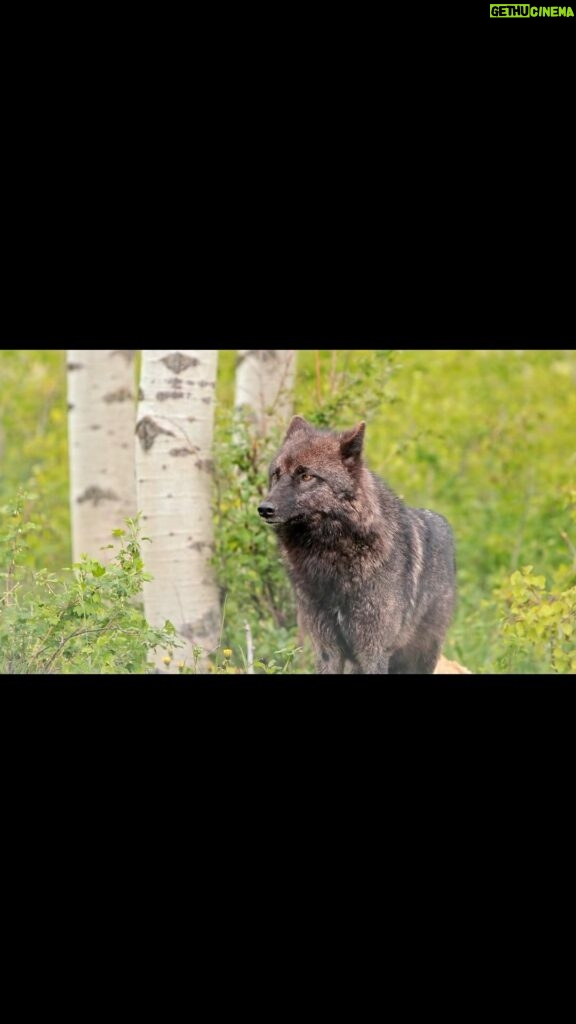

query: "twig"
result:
(36, 621), (116, 673)
(315, 350), (322, 405)
(560, 529), (576, 565)
(244, 620), (254, 674)
(270, 350), (295, 414)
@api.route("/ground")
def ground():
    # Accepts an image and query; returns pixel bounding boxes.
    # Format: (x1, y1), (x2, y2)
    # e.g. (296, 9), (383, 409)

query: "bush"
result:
(0, 493), (177, 674)
(212, 408), (302, 670)
(492, 487), (576, 673)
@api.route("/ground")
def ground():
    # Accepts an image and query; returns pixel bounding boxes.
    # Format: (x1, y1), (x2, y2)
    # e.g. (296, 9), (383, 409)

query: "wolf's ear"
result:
(284, 415), (312, 440)
(340, 422), (365, 463)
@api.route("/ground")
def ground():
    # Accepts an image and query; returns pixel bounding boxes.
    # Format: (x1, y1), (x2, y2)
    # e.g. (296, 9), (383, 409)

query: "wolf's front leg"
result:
(352, 651), (391, 674)
(314, 647), (346, 674)
(345, 611), (395, 674)
(300, 605), (346, 674)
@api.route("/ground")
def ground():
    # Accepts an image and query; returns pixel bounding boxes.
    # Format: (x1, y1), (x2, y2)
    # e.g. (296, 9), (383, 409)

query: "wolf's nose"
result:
(258, 501), (276, 519)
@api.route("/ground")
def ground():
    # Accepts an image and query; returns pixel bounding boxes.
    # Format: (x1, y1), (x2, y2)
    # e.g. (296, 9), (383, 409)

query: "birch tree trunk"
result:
(234, 350), (297, 435)
(135, 350), (220, 673)
(67, 350), (137, 565)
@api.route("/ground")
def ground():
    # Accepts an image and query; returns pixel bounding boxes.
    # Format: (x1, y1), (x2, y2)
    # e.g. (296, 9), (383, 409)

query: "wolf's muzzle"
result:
(258, 501), (276, 520)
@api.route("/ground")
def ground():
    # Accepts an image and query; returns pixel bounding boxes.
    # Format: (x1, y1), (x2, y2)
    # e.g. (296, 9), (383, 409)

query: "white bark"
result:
(67, 350), (137, 565)
(135, 350), (220, 672)
(234, 350), (297, 435)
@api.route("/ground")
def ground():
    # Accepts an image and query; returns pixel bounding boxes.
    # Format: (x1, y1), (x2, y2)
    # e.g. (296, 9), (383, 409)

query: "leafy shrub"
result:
(494, 566), (576, 674)
(212, 408), (302, 669)
(0, 493), (177, 674)
(492, 487), (576, 673)
(297, 349), (398, 428)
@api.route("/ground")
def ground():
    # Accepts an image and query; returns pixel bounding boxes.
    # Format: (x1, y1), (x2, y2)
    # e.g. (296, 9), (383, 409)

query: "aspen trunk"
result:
(67, 350), (137, 564)
(234, 350), (297, 435)
(135, 350), (220, 672)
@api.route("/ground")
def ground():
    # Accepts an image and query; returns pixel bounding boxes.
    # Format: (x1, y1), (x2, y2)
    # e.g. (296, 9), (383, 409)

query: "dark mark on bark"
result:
(201, 396), (212, 404)
(135, 415), (175, 451)
(138, 388), (144, 401)
(67, 362), (83, 371)
(170, 447), (193, 457)
(104, 387), (133, 403)
(111, 350), (136, 363)
(77, 486), (119, 506)
(161, 353), (199, 374)
(90, 424), (102, 430)
(195, 458), (214, 472)
(156, 391), (184, 401)
(179, 607), (220, 641)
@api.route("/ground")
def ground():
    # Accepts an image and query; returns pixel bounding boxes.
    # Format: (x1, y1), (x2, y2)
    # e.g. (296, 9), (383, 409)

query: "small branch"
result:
(560, 529), (576, 565)
(269, 350), (295, 414)
(244, 621), (254, 674)
(36, 621), (116, 673)
(315, 350), (322, 405)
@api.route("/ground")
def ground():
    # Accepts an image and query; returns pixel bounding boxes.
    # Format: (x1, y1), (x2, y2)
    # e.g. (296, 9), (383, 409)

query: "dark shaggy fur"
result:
(258, 416), (456, 674)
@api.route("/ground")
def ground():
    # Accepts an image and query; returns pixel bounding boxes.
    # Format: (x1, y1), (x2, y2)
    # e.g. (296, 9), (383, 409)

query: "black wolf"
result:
(258, 416), (456, 674)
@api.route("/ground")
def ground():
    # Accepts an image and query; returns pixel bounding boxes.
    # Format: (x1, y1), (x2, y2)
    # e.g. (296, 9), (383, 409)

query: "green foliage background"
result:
(1, 347), (575, 673)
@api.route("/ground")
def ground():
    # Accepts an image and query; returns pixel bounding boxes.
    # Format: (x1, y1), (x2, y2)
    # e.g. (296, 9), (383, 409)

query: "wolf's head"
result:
(258, 415), (366, 526)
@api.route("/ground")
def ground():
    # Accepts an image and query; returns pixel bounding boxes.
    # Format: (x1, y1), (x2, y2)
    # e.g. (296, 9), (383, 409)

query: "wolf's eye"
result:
(301, 473), (314, 482)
